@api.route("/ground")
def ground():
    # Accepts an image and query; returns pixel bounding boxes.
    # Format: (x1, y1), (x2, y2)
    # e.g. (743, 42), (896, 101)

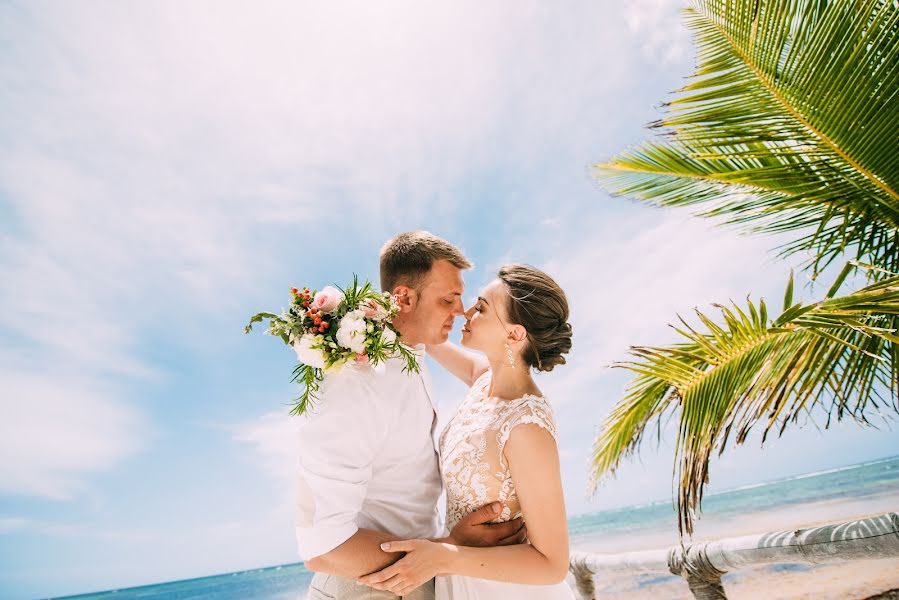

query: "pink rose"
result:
(313, 286), (345, 313)
(355, 353), (369, 363)
(362, 300), (387, 320)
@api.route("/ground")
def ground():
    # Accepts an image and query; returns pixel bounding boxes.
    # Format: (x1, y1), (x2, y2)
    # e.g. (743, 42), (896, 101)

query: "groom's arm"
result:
(307, 503), (529, 578)
(294, 372), (394, 575)
(304, 527), (402, 577)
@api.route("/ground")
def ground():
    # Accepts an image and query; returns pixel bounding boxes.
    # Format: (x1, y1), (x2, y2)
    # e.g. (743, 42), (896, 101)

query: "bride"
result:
(359, 264), (575, 599)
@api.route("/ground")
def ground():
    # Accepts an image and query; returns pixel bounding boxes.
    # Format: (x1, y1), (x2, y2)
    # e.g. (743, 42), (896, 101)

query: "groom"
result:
(298, 231), (526, 599)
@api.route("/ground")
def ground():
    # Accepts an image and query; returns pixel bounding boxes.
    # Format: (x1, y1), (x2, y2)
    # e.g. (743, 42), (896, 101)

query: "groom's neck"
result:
(392, 315), (423, 347)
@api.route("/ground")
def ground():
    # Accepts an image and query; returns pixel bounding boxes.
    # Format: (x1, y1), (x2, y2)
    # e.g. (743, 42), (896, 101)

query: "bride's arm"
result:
(425, 341), (489, 387)
(358, 425), (570, 593)
(438, 424), (570, 583)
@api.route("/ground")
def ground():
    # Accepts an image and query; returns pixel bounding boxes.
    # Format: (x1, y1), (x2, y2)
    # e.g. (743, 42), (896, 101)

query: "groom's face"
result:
(409, 259), (466, 345)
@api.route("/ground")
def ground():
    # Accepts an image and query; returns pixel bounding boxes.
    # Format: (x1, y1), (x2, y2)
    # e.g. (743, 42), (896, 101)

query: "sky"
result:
(1, 1), (897, 599)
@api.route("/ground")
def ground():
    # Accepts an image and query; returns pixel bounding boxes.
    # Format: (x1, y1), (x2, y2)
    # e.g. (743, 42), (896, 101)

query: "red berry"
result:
(291, 287), (298, 294)
(314, 317), (321, 325)
(322, 322), (330, 329)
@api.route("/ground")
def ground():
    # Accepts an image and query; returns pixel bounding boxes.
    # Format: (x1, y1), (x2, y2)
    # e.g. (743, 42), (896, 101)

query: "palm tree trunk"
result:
(669, 546), (727, 599)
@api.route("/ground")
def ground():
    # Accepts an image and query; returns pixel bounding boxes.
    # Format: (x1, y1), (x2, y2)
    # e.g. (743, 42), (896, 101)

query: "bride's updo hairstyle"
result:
(497, 264), (572, 372)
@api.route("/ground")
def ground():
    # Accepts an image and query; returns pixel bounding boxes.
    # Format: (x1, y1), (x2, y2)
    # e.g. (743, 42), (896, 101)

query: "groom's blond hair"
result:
(380, 231), (472, 292)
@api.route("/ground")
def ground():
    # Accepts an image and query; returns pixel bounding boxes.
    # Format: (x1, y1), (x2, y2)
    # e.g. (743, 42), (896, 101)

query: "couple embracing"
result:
(297, 231), (575, 600)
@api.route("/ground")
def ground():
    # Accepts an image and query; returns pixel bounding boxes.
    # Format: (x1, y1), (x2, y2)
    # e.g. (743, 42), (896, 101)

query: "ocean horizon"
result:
(48, 454), (899, 600)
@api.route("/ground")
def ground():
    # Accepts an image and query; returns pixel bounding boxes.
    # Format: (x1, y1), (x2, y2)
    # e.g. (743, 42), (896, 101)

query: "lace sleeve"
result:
(496, 396), (558, 460)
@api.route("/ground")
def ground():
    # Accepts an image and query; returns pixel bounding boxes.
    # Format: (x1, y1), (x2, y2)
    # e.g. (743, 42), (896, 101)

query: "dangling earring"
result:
(505, 343), (516, 369)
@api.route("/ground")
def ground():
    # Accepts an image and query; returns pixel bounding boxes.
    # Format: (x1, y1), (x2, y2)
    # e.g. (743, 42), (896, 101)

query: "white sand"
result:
(568, 492), (899, 599)
(573, 558), (899, 600)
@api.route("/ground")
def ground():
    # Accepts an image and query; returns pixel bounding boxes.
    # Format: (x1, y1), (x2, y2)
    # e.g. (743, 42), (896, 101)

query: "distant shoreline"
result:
(571, 452), (899, 519)
(571, 488), (899, 551)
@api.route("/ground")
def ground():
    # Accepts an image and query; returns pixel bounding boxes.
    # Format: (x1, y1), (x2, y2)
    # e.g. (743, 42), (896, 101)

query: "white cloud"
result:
(1, 0), (634, 315)
(219, 412), (303, 566)
(229, 411), (299, 499)
(0, 367), (145, 499)
(0, 518), (161, 543)
(540, 210), (794, 406)
(0, 517), (29, 535)
(624, 0), (692, 65)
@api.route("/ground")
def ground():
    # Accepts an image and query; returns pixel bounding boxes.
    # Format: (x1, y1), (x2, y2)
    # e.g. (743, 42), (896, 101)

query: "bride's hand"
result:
(357, 539), (451, 596)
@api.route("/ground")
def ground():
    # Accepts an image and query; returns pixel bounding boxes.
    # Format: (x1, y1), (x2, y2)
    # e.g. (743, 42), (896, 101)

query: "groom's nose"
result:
(453, 297), (465, 315)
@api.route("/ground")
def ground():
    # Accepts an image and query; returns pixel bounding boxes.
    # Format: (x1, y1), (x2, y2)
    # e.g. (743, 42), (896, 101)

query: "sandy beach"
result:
(569, 491), (899, 599)
(575, 558), (899, 600)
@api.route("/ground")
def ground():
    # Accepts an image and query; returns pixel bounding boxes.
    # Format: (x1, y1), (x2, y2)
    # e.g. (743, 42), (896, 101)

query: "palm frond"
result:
(594, 0), (899, 277)
(591, 267), (899, 536)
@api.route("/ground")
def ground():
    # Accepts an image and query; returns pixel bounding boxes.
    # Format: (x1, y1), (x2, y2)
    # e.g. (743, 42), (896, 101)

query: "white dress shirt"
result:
(294, 353), (443, 560)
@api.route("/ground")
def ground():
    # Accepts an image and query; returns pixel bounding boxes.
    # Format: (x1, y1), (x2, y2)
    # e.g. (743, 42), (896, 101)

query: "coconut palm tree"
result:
(591, 0), (899, 536)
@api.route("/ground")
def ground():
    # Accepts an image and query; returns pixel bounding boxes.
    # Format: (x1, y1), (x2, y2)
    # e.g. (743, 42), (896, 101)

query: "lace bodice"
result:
(438, 371), (559, 531)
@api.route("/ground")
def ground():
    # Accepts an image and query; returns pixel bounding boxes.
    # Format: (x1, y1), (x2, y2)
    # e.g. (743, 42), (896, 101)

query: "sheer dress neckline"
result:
(439, 369), (559, 531)
(471, 370), (545, 404)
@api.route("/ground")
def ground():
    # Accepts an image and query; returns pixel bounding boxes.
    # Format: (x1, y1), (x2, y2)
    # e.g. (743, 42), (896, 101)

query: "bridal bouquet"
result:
(245, 276), (420, 416)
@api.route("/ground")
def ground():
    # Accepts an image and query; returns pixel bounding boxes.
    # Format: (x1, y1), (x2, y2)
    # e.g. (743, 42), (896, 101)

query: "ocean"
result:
(50, 455), (899, 600)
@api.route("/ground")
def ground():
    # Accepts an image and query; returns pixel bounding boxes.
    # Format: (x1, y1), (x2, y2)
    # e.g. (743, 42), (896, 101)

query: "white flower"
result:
(336, 312), (367, 354)
(381, 327), (397, 345)
(292, 333), (325, 369)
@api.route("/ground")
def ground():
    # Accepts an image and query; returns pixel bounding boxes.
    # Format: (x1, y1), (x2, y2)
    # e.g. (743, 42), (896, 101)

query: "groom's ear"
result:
(393, 285), (418, 312)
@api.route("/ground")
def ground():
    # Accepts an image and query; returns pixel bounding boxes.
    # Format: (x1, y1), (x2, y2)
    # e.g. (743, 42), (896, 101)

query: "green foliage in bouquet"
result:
(245, 275), (420, 416)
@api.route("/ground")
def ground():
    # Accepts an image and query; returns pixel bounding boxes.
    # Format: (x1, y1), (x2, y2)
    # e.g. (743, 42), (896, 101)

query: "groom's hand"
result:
(444, 502), (527, 547)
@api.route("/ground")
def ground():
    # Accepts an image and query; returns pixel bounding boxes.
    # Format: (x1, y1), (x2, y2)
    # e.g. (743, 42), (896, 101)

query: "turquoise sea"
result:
(50, 456), (899, 600)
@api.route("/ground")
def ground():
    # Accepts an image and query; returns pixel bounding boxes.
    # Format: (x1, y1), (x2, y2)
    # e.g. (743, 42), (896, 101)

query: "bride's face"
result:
(460, 279), (516, 356)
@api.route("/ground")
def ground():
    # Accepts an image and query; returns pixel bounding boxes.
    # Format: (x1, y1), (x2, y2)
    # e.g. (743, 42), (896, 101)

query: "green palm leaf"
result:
(591, 266), (899, 535)
(594, 0), (899, 276)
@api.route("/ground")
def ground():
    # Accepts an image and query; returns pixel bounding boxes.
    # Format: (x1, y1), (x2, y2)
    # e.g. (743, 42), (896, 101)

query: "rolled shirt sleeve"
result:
(294, 369), (388, 560)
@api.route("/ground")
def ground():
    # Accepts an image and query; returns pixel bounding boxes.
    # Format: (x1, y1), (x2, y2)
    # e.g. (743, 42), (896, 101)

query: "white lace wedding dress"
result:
(435, 371), (575, 599)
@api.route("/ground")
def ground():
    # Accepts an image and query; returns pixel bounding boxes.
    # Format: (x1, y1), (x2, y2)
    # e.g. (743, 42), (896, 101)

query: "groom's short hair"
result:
(380, 231), (472, 292)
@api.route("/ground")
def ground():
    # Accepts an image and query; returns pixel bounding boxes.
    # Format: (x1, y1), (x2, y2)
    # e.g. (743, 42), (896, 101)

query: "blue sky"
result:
(1, 2), (897, 599)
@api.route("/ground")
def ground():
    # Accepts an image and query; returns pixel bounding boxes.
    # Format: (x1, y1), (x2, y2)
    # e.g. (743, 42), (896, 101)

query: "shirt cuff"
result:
(295, 522), (359, 561)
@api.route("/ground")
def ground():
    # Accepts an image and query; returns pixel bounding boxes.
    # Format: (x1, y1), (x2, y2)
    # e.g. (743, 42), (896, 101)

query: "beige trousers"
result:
(306, 572), (436, 600)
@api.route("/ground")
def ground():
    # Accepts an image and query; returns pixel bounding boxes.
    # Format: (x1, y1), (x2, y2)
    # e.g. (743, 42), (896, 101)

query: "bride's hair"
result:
(497, 264), (572, 372)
